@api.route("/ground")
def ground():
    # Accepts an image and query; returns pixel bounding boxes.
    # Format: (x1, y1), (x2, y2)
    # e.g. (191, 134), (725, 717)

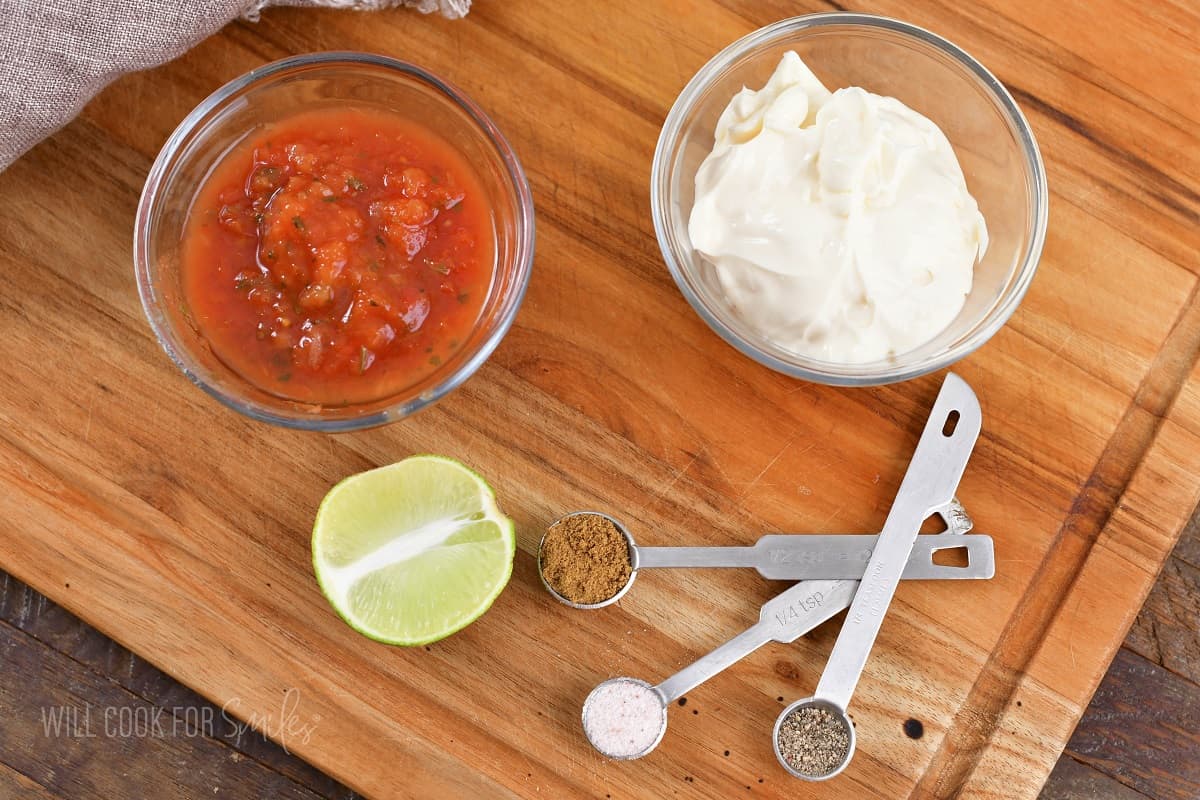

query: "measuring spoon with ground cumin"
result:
(536, 507), (993, 609)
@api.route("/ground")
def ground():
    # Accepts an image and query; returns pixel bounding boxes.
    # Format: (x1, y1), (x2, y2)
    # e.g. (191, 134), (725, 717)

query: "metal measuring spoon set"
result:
(538, 373), (987, 779)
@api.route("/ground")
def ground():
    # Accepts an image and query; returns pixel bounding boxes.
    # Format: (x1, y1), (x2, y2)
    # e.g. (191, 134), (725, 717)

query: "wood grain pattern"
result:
(0, 574), (360, 800)
(1126, 515), (1200, 684)
(0, 762), (61, 800)
(0, 1), (1197, 798)
(0, 618), (330, 799)
(1040, 756), (1154, 800)
(1063, 648), (1200, 800)
(1049, 510), (1200, 800)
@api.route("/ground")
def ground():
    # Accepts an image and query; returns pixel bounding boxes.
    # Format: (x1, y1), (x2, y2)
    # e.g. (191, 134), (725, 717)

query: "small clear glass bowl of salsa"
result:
(135, 52), (534, 430)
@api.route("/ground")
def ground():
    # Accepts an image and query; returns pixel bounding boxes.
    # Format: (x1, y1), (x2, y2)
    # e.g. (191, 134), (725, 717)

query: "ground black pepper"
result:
(776, 706), (851, 777)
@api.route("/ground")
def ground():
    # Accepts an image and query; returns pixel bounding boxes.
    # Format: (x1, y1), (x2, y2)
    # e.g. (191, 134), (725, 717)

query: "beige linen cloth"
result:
(0, 0), (470, 171)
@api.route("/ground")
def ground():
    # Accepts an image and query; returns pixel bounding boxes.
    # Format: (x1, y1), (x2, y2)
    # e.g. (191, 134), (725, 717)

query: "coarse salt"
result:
(583, 679), (665, 759)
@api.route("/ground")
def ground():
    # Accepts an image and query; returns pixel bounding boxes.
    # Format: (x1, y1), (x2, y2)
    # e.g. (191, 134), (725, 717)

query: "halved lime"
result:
(312, 455), (515, 646)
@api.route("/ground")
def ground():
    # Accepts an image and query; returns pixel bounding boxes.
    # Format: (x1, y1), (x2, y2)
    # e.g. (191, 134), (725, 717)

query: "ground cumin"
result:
(541, 514), (632, 604)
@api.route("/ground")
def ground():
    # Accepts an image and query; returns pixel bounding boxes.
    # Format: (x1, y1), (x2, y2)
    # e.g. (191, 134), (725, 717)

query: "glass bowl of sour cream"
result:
(651, 13), (1047, 385)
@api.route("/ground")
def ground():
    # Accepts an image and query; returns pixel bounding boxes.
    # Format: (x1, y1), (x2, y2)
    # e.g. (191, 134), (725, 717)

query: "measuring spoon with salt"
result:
(774, 372), (982, 780)
(582, 577), (859, 759)
(539, 501), (991, 610)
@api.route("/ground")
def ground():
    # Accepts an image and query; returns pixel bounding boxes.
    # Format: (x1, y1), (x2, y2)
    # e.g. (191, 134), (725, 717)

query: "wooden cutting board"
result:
(1, 1), (1198, 797)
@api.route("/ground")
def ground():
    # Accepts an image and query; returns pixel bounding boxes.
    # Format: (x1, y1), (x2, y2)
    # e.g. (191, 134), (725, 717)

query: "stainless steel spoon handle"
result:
(655, 579), (857, 703)
(636, 546), (760, 569)
(814, 373), (982, 709)
(635, 533), (994, 580)
(655, 625), (771, 704)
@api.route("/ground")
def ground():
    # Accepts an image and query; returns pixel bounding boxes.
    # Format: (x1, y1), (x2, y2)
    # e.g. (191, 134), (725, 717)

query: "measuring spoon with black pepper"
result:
(775, 372), (981, 781)
(538, 501), (992, 610)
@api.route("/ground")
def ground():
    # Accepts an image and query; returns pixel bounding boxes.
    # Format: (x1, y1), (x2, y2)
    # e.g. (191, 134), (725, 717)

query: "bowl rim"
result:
(650, 12), (1049, 386)
(134, 51), (535, 431)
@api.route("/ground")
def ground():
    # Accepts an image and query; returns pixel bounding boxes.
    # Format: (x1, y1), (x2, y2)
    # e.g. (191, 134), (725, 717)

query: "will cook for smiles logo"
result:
(40, 688), (319, 754)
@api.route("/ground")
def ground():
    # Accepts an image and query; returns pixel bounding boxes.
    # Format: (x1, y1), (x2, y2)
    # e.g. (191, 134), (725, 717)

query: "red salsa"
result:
(181, 107), (494, 405)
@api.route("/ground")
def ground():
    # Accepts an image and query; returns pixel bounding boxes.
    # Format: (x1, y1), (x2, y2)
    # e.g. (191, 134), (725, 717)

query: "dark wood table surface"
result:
(2, 505), (1197, 799)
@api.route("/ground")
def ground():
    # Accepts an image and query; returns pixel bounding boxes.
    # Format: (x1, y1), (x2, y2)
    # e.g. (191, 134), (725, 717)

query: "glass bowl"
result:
(135, 52), (534, 430)
(651, 14), (1047, 385)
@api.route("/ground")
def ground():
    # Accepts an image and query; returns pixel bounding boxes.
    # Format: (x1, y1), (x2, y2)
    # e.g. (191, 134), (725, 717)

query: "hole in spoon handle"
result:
(942, 409), (960, 436)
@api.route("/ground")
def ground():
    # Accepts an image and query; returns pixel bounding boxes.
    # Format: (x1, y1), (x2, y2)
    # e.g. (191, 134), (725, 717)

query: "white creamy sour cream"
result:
(688, 52), (988, 364)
